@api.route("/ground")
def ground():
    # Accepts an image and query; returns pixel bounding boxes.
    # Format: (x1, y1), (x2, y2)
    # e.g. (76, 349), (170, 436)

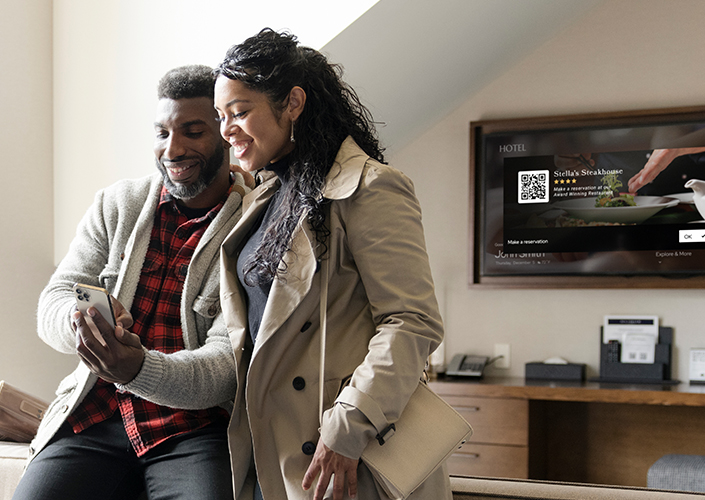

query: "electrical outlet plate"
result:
(494, 343), (511, 369)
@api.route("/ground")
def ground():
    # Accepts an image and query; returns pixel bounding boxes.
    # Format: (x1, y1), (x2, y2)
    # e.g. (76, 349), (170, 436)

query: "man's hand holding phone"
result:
(72, 284), (144, 385)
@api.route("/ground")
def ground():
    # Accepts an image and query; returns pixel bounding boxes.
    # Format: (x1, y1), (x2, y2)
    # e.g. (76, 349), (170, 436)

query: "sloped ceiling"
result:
(322, 0), (602, 154)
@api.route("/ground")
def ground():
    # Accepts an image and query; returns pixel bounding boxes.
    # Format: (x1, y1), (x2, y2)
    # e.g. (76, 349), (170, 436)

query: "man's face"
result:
(153, 97), (227, 202)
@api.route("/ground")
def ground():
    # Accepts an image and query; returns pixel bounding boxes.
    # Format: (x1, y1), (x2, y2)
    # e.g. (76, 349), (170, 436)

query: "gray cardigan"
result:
(30, 172), (247, 460)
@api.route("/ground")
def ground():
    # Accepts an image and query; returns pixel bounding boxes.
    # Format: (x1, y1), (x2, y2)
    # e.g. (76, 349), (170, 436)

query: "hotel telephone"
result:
(446, 354), (489, 378)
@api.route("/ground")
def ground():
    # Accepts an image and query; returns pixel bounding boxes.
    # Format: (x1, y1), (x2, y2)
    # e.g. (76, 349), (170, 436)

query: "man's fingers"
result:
(87, 307), (117, 342)
(72, 308), (144, 384)
(115, 325), (143, 349)
(74, 313), (103, 368)
(70, 305), (80, 332)
(74, 311), (105, 352)
(110, 296), (134, 329)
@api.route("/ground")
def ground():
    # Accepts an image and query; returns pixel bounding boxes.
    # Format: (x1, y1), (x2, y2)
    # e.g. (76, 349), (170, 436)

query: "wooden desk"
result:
(429, 377), (705, 487)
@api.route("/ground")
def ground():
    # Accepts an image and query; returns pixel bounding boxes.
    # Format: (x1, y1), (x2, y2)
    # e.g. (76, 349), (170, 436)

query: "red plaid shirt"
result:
(68, 186), (230, 456)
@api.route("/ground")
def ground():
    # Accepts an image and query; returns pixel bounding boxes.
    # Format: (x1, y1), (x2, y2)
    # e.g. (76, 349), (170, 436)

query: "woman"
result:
(214, 29), (451, 500)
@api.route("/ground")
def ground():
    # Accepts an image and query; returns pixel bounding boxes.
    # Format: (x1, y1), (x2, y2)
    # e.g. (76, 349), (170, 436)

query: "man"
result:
(13, 65), (252, 500)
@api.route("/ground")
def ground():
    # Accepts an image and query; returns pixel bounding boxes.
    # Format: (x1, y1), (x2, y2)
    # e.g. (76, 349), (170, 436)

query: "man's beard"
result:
(156, 146), (225, 200)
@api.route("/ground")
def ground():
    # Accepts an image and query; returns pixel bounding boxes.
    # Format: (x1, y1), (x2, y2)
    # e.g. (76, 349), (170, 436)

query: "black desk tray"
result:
(594, 326), (676, 385)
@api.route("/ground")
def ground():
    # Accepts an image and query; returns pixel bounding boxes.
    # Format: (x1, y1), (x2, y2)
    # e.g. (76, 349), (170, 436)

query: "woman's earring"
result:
(290, 121), (295, 143)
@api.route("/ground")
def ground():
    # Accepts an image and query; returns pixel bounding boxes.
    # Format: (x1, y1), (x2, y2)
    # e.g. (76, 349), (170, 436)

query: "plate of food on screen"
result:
(662, 192), (695, 205)
(554, 195), (679, 224)
(552, 173), (679, 224)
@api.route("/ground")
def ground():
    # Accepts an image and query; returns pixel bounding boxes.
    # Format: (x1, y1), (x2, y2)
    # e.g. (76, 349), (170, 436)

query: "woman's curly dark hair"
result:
(215, 28), (385, 285)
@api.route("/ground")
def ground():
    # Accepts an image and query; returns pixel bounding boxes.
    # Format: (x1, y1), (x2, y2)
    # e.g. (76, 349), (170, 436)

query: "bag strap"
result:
(318, 255), (329, 427)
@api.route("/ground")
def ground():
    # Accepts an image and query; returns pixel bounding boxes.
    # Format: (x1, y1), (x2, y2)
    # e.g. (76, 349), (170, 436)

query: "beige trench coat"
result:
(221, 137), (451, 499)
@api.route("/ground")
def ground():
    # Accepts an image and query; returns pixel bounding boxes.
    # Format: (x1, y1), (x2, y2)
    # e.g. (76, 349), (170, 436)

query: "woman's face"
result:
(214, 76), (294, 172)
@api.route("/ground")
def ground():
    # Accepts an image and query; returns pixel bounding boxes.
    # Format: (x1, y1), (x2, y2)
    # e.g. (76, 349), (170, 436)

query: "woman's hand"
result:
(302, 440), (358, 500)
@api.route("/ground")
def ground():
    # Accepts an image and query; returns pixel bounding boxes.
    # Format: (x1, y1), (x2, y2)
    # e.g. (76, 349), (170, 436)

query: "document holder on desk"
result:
(592, 326), (678, 384)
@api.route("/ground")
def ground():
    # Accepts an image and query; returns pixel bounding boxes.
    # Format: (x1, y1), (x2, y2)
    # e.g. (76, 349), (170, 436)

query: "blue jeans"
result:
(12, 412), (233, 500)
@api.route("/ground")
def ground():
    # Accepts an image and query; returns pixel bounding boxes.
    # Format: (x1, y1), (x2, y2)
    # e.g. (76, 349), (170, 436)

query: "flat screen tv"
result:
(470, 106), (705, 288)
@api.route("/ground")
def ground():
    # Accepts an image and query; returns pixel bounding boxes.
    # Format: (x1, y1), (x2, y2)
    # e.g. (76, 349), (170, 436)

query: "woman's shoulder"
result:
(325, 137), (411, 200)
(359, 158), (411, 187)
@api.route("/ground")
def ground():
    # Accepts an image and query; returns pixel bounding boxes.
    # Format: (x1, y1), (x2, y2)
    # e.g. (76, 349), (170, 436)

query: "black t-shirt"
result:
(236, 157), (290, 342)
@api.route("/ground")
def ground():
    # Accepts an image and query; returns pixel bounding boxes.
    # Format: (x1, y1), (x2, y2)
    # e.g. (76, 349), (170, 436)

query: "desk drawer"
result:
(445, 396), (528, 446)
(448, 443), (528, 479)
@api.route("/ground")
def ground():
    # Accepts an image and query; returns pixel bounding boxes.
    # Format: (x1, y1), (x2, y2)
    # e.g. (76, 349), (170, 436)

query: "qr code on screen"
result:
(518, 170), (549, 204)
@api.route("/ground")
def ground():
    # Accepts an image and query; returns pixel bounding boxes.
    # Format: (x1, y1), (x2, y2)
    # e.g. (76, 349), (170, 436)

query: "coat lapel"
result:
(226, 139), (369, 350)
(255, 217), (318, 348)
(221, 177), (279, 347)
(222, 177), (279, 257)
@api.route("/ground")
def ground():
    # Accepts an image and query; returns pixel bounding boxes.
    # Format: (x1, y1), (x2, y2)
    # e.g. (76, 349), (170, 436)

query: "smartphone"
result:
(73, 283), (116, 328)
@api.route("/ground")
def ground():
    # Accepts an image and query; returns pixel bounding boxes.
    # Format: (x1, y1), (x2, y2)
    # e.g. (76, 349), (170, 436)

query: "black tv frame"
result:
(470, 105), (705, 288)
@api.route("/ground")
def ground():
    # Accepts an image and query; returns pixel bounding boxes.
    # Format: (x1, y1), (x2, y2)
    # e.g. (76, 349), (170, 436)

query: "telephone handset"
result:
(446, 354), (489, 378)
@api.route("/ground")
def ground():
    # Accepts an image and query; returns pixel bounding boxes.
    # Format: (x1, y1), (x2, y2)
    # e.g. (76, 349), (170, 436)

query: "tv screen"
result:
(471, 106), (705, 288)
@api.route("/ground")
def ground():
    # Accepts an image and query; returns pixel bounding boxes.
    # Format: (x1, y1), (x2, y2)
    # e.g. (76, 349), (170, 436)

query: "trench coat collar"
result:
(221, 174), (279, 259)
(322, 136), (369, 200)
(242, 169), (278, 215)
(243, 135), (368, 209)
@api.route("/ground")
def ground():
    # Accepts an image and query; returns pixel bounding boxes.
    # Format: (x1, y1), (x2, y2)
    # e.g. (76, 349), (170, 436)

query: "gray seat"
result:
(451, 475), (705, 499)
(648, 454), (705, 493)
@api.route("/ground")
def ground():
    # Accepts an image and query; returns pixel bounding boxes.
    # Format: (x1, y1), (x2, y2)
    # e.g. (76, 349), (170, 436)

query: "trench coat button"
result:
(300, 321), (312, 332)
(28, 446), (35, 455)
(120, 252), (125, 260)
(302, 441), (316, 455)
(208, 304), (218, 316)
(61, 404), (69, 413)
(293, 377), (306, 391)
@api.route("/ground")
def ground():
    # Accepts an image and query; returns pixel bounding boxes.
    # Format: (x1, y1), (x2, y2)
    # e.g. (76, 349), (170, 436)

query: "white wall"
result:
(52, 0), (377, 265)
(0, 0), (376, 401)
(8, 0), (705, 401)
(0, 1), (76, 401)
(390, 0), (705, 382)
